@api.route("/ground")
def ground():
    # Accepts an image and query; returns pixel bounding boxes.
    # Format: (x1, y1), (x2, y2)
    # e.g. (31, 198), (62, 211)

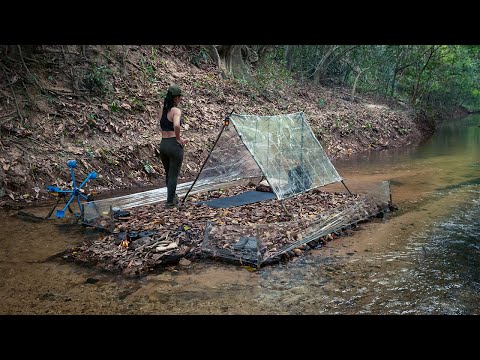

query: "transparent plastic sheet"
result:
(202, 221), (263, 267)
(83, 177), (259, 221)
(260, 180), (392, 262)
(201, 181), (392, 266)
(230, 112), (342, 199)
(85, 111), (343, 220)
(195, 124), (263, 185)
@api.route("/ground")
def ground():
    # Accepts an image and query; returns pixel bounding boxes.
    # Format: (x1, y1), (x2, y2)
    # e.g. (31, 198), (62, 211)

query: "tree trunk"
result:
(343, 67), (351, 86)
(351, 71), (361, 101)
(255, 45), (273, 63)
(285, 45), (294, 71)
(312, 46), (338, 84)
(351, 66), (370, 101)
(390, 69), (398, 98)
(311, 45), (357, 84)
(228, 45), (249, 78)
(206, 45), (228, 78)
(206, 45), (254, 79)
(411, 46), (438, 104)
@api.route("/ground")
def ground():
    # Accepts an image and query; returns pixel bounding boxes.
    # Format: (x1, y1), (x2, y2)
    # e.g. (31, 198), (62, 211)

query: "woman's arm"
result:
(172, 108), (186, 145)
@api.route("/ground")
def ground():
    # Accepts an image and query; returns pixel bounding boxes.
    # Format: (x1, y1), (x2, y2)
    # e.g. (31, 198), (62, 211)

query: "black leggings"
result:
(159, 138), (184, 203)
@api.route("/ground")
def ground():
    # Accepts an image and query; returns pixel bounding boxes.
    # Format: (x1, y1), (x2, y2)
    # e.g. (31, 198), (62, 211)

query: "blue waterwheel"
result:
(46, 160), (97, 219)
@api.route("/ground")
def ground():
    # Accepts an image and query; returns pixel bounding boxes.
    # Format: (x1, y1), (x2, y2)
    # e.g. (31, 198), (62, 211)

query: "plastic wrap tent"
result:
(84, 111), (344, 220)
(184, 111), (343, 200)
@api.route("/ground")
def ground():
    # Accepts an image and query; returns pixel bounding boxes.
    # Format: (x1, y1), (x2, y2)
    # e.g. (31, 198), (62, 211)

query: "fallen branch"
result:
(43, 87), (84, 97)
(17, 45), (44, 92)
(101, 52), (116, 64)
(13, 136), (43, 147)
(10, 83), (24, 124)
(133, 239), (163, 253)
(61, 45), (67, 63)
(126, 59), (142, 71)
(0, 111), (16, 119)
(46, 112), (62, 117)
(21, 81), (42, 111)
(11, 141), (33, 156)
(120, 77), (138, 97)
(42, 47), (80, 56)
(122, 47), (130, 76)
(0, 114), (16, 126)
(82, 95), (94, 105)
(23, 56), (40, 64)
(0, 87), (14, 100)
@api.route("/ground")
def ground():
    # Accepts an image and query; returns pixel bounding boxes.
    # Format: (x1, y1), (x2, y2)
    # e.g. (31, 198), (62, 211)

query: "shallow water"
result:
(0, 115), (479, 314)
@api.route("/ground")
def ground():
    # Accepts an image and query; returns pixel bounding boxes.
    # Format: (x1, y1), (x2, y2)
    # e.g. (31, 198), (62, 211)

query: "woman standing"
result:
(159, 84), (188, 207)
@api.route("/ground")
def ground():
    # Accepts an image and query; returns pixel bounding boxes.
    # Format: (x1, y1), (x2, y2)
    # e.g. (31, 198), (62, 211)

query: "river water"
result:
(0, 115), (478, 314)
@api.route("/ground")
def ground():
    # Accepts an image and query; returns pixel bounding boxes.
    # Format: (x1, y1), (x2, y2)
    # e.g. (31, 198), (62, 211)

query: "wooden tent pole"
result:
(341, 179), (353, 195)
(182, 110), (234, 204)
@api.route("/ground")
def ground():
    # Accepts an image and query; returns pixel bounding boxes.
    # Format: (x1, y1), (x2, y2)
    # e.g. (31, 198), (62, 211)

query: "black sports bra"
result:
(160, 110), (174, 131)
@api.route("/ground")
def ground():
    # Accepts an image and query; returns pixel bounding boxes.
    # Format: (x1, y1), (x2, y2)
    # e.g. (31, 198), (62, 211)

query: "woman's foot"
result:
(165, 195), (181, 208)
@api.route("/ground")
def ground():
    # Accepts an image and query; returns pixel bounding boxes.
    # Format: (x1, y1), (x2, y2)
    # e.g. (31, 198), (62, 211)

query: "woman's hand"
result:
(177, 138), (188, 146)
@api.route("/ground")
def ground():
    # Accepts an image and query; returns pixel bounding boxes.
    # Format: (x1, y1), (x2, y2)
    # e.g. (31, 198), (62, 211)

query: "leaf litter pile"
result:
(68, 183), (388, 276)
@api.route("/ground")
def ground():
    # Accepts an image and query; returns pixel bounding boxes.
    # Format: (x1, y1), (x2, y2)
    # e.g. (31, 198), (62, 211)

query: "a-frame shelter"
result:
(183, 111), (349, 203)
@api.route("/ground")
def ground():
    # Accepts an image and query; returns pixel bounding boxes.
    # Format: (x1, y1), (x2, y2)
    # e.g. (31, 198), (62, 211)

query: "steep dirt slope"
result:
(0, 45), (426, 207)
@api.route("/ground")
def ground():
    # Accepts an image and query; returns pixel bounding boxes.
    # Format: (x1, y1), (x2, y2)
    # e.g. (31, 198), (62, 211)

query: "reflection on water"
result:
(342, 187), (480, 315)
(335, 114), (480, 171)
(326, 114), (480, 314)
(0, 115), (479, 314)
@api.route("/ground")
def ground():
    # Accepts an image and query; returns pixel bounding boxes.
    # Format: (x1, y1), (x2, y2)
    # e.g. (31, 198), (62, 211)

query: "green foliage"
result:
(193, 76), (223, 97)
(44, 93), (55, 104)
(131, 97), (146, 111)
(236, 76), (249, 90)
(139, 49), (159, 83)
(276, 45), (480, 113)
(191, 47), (210, 67)
(157, 89), (167, 102)
(335, 118), (341, 128)
(252, 51), (294, 92)
(140, 58), (156, 81)
(235, 49), (294, 99)
(85, 148), (95, 158)
(26, 73), (37, 84)
(109, 100), (120, 112)
(144, 160), (151, 174)
(98, 147), (118, 165)
(84, 65), (113, 94)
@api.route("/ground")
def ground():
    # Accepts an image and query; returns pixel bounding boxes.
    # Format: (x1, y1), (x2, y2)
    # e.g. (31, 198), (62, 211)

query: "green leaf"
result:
(144, 161), (151, 174)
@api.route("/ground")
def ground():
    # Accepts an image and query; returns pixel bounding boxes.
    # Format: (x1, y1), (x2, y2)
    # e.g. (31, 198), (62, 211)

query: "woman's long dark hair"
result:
(162, 91), (175, 116)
